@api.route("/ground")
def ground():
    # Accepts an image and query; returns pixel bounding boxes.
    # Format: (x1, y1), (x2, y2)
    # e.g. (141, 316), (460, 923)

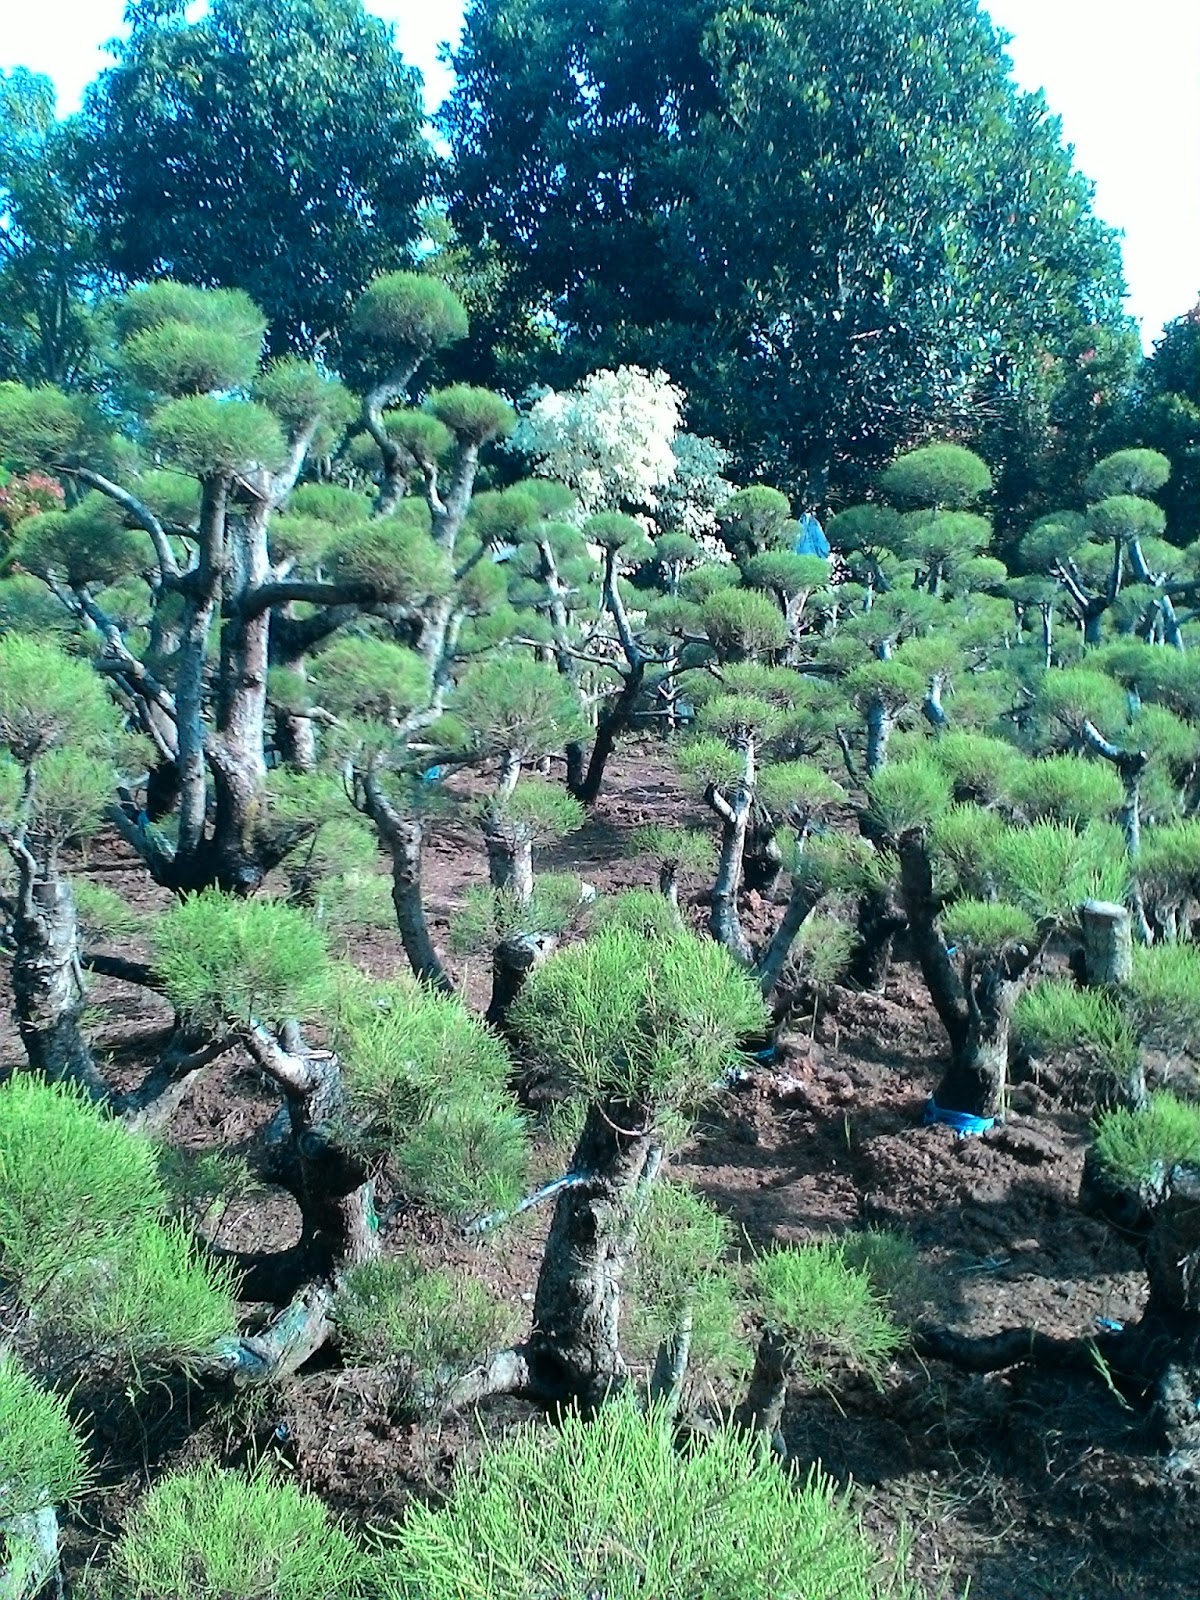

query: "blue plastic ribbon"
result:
(923, 1097), (995, 1136)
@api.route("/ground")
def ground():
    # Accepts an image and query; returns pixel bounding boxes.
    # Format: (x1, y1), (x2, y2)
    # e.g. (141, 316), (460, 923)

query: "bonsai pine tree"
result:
(0, 271), (522, 899)
(497, 923), (770, 1410)
(0, 634), (130, 1093)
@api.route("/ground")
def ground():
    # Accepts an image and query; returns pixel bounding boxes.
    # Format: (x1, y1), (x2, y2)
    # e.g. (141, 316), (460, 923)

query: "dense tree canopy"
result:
(79, 0), (437, 353)
(1126, 306), (1200, 548)
(443, 0), (1128, 505)
(0, 69), (105, 387)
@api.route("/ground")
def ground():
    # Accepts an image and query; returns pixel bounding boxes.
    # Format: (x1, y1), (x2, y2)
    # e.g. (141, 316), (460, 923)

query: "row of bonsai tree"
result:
(1, 270), (1199, 1596)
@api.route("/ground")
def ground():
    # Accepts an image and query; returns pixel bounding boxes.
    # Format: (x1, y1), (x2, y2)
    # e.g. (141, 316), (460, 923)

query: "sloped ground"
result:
(3, 747), (1198, 1599)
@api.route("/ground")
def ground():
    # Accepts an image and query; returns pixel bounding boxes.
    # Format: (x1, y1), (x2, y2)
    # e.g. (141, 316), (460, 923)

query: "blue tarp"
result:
(793, 512), (830, 558)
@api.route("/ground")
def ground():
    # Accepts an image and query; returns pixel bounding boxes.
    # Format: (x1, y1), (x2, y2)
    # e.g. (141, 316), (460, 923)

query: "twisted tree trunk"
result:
(526, 1099), (658, 1412)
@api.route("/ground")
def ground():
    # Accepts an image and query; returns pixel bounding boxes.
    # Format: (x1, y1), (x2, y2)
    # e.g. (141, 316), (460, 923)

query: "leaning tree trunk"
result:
(8, 849), (108, 1099)
(526, 1098), (659, 1412)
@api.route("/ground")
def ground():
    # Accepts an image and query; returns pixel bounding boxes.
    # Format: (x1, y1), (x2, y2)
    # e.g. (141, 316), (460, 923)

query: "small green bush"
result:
(510, 926), (770, 1112)
(334, 1256), (517, 1401)
(0, 1355), (89, 1521)
(153, 892), (332, 1030)
(1092, 1091), (1200, 1189)
(752, 1242), (903, 1387)
(1015, 979), (1138, 1076)
(90, 1464), (372, 1600)
(865, 757), (951, 839)
(376, 1399), (916, 1600)
(625, 1181), (747, 1384)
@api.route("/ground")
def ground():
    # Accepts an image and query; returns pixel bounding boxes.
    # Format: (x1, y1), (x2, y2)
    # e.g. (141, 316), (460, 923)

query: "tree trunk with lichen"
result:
(526, 1099), (658, 1411)
(8, 852), (108, 1099)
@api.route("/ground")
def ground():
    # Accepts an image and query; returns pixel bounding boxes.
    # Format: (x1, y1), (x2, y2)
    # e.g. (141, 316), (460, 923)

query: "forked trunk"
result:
(527, 1099), (658, 1411)
(245, 1029), (379, 1282)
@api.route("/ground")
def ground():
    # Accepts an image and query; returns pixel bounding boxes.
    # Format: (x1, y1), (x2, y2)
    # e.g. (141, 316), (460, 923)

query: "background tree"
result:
(1125, 305), (1200, 549)
(0, 69), (106, 387)
(79, 0), (437, 354)
(443, 0), (1128, 505)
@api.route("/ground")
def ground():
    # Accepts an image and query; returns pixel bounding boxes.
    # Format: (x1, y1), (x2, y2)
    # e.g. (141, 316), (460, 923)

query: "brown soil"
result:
(3, 744), (1198, 1600)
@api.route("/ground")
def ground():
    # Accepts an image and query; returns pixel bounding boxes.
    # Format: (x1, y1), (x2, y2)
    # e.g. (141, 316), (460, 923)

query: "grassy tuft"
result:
(625, 1181), (748, 1384)
(1014, 979), (1138, 1076)
(939, 898), (1036, 954)
(334, 1256), (518, 1403)
(0, 1355), (89, 1521)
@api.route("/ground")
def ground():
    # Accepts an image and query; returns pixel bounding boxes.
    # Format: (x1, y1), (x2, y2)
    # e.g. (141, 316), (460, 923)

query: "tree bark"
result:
(1081, 899), (1133, 986)
(9, 855), (108, 1099)
(734, 1327), (791, 1449)
(483, 829), (534, 905)
(243, 1028), (379, 1280)
(526, 1099), (658, 1411)
(486, 931), (556, 1033)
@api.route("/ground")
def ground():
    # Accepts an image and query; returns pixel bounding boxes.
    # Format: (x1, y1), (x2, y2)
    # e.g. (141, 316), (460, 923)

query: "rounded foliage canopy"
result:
(510, 924), (769, 1110)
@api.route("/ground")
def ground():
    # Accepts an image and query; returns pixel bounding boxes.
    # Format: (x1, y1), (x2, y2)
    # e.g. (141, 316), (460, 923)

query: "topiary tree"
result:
(496, 924), (770, 1410)
(0, 271), (529, 905)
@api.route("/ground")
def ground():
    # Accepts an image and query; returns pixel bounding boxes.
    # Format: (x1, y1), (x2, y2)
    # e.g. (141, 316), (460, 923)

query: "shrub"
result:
(625, 1181), (747, 1383)
(153, 892), (332, 1030)
(751, 1243), (903, 1388)
(865, 757), (951, 839)
(334, 978), (528, 1219)
(1128, 942), (1200, 1041)
(376, 1400), (915, 1600)
(0, 1355), (89, 1522)
(0, 1077), (237, 1365)
(334, 1256), (517, 1402)
(1015, 979), (1138, 1076)
(90, 1464), (372, 1600)
(1092, 1092), (1200, 1189)
(510, 926), (770, 1112)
